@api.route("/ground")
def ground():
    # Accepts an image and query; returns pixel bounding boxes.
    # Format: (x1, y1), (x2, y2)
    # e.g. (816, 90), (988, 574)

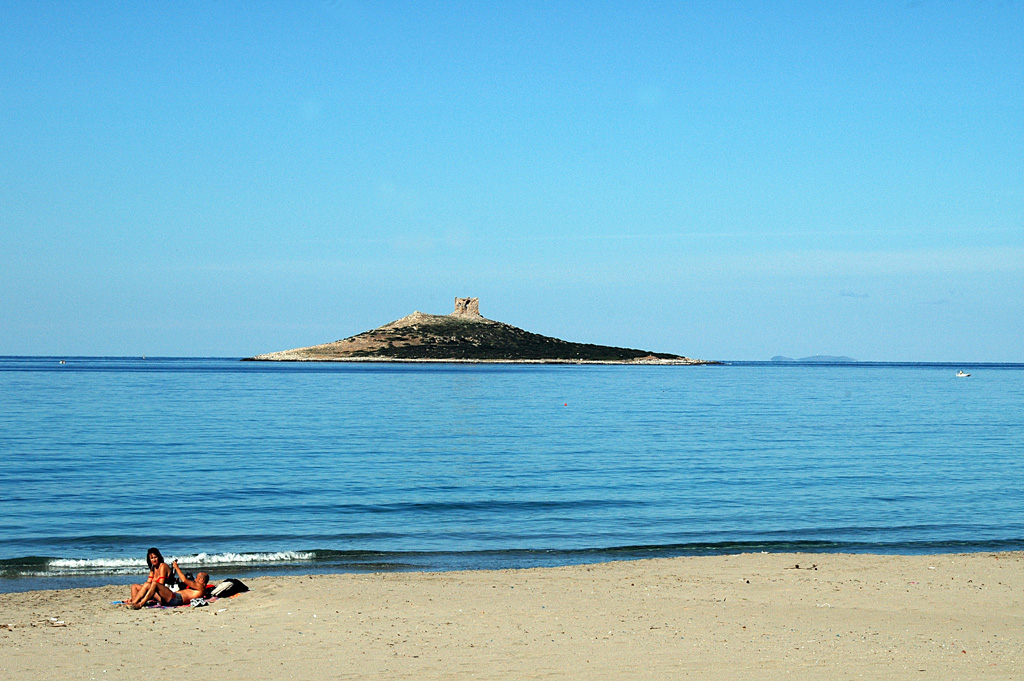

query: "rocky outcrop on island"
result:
(245, 297), (713, 364)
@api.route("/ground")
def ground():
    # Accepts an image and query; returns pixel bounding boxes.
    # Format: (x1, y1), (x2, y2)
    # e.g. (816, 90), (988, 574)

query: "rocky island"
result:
(245, 297), (713, 364)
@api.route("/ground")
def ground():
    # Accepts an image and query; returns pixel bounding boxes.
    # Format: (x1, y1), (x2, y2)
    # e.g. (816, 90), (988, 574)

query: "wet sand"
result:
(2, 552), (1021, 680)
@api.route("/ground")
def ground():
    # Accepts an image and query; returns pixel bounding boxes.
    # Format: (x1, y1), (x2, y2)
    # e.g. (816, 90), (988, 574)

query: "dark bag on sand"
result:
(210, 578), (249, 598)
(166, 570), (194, 592)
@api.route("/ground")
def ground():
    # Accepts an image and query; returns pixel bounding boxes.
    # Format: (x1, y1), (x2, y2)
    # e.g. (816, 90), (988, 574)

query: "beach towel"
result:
(113, 596), (222, 609)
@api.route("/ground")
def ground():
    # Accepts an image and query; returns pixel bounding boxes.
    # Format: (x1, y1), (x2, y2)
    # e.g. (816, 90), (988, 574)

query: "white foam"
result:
(174, 551), (315, 565)
(49, 557), (145, 569)
(45, 551), (315, 574)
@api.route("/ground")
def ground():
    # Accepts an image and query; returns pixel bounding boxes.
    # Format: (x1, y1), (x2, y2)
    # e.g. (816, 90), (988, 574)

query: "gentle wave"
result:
(171, 551), (316, 565)
(49, 557), (145, 570)
(5, 551), (318, 576)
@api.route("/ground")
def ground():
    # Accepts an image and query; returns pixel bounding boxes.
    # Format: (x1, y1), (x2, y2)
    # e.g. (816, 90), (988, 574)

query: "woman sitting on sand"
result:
(125, 547), (172, 609)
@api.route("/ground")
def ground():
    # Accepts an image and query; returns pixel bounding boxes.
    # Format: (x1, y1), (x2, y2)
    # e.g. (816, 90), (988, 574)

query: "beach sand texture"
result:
(2, 552), (1021, 680)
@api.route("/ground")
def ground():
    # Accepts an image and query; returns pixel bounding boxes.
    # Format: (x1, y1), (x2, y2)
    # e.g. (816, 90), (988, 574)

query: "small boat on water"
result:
(956, 370), (970, 377)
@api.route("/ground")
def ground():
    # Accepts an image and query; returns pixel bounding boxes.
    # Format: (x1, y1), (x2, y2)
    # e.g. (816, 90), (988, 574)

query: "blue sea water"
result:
(1, 356), (1022, 594)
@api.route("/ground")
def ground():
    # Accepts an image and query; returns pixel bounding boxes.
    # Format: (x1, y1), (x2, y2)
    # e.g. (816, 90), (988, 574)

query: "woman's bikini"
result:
(147, 564), (176, 604)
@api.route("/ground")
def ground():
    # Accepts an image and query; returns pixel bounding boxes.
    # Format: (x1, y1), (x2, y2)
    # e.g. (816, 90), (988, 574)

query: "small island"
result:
(245, 297), (714, 364)
(770, 355), (858, 364)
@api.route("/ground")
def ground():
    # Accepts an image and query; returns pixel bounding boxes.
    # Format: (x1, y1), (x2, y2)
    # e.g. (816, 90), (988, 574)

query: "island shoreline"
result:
(242, 356), (719, 364)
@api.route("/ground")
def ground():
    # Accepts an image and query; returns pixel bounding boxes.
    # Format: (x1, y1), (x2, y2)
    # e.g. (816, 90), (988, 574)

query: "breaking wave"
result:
(32, 551), (315, 576)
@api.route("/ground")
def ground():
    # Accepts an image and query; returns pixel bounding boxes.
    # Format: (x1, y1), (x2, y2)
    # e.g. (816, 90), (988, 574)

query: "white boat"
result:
(956, 370), (970, 377)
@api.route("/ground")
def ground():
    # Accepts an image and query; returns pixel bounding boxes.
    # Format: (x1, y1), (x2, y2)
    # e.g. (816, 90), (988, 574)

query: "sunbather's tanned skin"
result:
(150, 560), (212, 606)
(125, 548), (171, 609)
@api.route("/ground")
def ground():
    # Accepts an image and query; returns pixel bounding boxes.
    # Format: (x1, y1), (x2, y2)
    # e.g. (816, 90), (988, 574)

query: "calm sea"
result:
(1, 357), (1022, 594)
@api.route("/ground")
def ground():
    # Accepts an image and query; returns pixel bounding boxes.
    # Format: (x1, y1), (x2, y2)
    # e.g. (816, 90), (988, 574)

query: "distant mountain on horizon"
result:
(770, 355), (859, 364)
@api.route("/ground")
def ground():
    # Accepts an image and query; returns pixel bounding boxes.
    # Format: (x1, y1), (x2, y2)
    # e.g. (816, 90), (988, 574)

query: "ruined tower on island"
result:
(452, 297), (481, 318)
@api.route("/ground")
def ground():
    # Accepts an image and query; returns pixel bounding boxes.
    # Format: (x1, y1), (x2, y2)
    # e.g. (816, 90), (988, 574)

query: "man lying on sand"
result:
(151, 560), (214, 607)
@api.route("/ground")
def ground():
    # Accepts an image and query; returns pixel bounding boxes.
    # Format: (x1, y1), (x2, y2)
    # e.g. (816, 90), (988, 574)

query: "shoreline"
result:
(242, 356), (718, 364)
(6, 542), (1024, 596)
(3, 551), (1021, 679)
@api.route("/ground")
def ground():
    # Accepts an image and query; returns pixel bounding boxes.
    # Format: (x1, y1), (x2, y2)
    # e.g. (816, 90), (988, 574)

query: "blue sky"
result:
(2, 1), (1021, 361)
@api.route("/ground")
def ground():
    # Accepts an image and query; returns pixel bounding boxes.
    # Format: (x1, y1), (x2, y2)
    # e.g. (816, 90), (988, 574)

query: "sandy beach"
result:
(2, 552), (1021, 680)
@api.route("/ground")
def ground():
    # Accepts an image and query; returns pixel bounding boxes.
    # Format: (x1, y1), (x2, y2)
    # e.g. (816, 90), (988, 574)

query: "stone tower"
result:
(452, 297), (481, 317)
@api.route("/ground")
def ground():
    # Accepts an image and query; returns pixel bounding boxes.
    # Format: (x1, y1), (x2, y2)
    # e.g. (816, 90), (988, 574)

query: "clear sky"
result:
(2, 1), (1021, 361)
